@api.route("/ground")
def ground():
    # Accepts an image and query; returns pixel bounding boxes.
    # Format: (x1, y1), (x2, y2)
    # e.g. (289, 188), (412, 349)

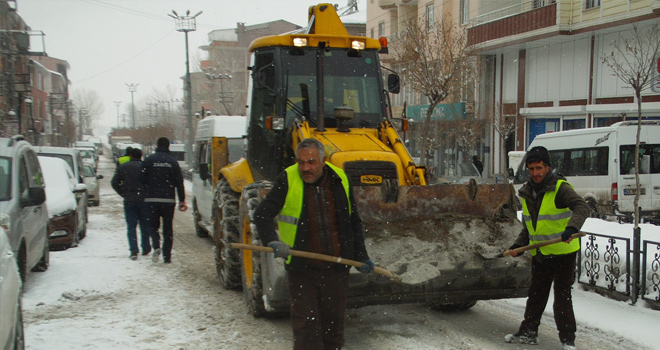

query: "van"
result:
(511, 120), (660, 221)
(0, 136), (50, 281)
(191, 116), (247, 237)
(169, 143), (187, 171)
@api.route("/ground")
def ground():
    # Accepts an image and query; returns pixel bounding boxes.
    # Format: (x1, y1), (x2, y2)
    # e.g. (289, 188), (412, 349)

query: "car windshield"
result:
(0, 157), (11, 201)
(38, 153), (74, 172)
(79, 150), (94, 158)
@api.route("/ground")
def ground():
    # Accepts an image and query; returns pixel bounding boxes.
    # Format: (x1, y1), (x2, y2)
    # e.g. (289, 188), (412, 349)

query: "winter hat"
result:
(525, 146), (550, 167)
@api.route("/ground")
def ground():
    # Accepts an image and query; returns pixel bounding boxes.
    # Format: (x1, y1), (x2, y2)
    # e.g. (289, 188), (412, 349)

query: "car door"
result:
(19, 150), (47, 269)
(0, 230), (20, 345)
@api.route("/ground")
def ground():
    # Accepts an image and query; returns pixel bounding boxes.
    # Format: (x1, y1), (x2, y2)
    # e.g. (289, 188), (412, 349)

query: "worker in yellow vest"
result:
(505, 146), (591, 350)
(254, 138), (373, 350)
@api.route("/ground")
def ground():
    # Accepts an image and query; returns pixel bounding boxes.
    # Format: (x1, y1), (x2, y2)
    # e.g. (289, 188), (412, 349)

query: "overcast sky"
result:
(16, 0), (366, 137)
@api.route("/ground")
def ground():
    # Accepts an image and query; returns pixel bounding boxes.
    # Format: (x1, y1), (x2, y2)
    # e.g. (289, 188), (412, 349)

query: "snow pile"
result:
(363, 214), (524, 284)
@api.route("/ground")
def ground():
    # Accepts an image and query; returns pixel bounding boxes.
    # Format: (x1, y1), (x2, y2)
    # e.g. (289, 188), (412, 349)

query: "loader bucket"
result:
(347, 182), (531, 307)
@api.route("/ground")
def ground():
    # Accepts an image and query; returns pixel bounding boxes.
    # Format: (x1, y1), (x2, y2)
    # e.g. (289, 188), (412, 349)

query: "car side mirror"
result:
(21, 187), (46, 207)
(74, 183), (87, 193)
(97, 174), (104, 179)
(198, 163), (210, 181)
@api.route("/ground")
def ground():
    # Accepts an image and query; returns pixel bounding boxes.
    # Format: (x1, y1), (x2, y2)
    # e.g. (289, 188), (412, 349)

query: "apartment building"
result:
(368, 0), (660, 177)
(467, 0), (660, 174)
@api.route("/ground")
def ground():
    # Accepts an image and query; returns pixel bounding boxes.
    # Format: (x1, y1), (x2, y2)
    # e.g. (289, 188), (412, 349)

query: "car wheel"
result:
(193, 200), (208, 238)
(32, 238), (49, 272)
(17, 243), (27, 283)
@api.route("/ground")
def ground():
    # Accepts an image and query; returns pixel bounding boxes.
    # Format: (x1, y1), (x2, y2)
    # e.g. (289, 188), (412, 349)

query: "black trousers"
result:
(519, 251), (577, 343)
(148, 202), (175, 259)
(288, 268), (350, 350)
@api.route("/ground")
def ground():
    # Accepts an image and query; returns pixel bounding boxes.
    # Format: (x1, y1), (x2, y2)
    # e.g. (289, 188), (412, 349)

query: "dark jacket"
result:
(254, 165), (370, 271)
(111, 159), (145, 202)
(513, 172), (591, 249)
(140, 146), (185, 204)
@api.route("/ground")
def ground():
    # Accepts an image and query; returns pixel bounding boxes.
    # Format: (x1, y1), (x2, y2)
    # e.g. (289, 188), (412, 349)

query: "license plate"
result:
(623, 188), (646, 195)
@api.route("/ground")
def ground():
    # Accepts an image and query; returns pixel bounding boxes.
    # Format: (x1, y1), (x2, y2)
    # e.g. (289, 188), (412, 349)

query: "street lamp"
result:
(113, 101), (121, 129)
(125, 83), (139, 129)
(169, 9), (202, 168)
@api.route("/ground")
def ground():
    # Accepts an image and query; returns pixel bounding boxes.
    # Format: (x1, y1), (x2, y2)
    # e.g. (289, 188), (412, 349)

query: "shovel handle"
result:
(503, 231), (587, 257)
(230, 243), (401, 282)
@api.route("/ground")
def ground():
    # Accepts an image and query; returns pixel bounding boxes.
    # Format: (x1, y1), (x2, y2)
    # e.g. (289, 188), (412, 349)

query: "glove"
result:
(358, 259), (375, 274)
(508, 244), (523, 257)
(267, 241), (290, 259)
(561, 227), (579, 242)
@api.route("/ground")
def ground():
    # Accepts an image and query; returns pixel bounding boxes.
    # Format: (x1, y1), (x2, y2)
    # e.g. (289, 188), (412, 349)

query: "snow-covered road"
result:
(21, 155), (659, 350)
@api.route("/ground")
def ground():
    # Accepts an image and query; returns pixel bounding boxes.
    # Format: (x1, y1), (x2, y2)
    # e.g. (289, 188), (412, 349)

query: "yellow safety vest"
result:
(278, 162), (351, 264)
(522, 180), (580, 256)
(118, 155), (130, 165)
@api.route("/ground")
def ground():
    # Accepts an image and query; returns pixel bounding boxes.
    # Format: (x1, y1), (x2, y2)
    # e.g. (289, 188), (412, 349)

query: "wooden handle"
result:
(230, 243), (401, 282)
(503, 231), (587, 257)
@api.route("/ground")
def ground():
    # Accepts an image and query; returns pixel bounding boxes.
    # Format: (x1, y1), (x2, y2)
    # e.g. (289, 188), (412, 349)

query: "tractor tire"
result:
(213, 178), (242, 290)
(193, 200), (209, 238)
(239, 181), (287, 318)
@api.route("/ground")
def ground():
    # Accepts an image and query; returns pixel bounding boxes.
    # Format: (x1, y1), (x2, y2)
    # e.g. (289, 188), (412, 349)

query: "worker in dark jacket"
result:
(141, 137), (187, 264)
(504, 146), (591, 350)
(254, 138), (373, 350)
(111, 148), (153, 260)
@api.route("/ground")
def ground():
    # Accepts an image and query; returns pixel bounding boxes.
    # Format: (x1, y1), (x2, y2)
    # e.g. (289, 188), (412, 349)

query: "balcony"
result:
(467, 1), (557, 47)
(378, 0), (417, 10)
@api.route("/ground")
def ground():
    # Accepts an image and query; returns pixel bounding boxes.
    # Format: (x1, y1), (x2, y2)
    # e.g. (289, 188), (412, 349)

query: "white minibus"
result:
(512, 120), (660, 221)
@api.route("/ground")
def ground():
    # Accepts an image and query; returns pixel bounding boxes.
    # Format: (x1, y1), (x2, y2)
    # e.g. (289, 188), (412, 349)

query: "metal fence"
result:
(577, 230), (660, 307)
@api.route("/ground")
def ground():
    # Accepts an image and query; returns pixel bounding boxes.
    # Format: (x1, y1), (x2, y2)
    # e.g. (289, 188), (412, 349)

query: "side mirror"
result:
(387, 74), (400, 94)
(20, 187), (46, 207)
(97, 174), (104, 179)
(74, 183), (87, 193)
(198, 163), (210, 181)
(507, 168), (514, 178)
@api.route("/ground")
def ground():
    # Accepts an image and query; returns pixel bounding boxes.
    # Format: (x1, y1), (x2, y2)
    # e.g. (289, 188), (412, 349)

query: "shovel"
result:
(491, 231), (587, 259)
(230, 243), (402, 282)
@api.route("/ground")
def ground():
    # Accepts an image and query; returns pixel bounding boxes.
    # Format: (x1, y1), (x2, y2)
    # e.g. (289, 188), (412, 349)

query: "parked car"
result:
(82, 165), (103, 206)
(34, 146), (88, 209)
(0, 227), (24, 350)
(0, 136), (50, 282)
(75, 146), (98, 172)
(39, 156), (88, 249)
(85, 136), (103, 155)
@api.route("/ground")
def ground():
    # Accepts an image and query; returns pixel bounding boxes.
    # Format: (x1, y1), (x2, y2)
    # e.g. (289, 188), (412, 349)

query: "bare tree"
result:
(602, 23), (660, 230)
(492, 102), (516, 180)
(391, 14), (469, 166)
(71, 88), (104, 135)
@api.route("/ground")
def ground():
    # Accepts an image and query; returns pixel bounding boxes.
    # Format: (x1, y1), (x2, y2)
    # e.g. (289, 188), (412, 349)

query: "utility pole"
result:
(125, 83), (138, 128)
(113, 101), (121, 129)
(169, 9), (203, 168)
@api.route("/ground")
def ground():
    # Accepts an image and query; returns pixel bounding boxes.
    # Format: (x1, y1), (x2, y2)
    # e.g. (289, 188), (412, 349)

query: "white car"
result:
(82, 165), (103, 206)
(0, 227), (24, 349)
(75, 147), (98, 172)
(39, 156), (88, 249)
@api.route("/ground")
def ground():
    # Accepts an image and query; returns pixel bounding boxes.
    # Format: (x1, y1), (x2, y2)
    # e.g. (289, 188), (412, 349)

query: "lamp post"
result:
(125, 83), (139, 129)
(169, 9), (202, 168)
(113, 101), (121, 129)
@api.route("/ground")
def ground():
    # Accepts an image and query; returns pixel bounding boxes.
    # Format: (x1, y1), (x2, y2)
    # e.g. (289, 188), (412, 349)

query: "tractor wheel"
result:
(213, 178), (242, 290)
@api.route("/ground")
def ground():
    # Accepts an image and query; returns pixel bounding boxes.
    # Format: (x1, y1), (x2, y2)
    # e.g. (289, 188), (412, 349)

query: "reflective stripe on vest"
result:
(522, 180), (580, 256)
(278, 163), (351, 264)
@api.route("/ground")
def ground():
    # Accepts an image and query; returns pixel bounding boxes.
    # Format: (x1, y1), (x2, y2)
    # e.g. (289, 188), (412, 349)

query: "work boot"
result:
(129, 253), (138, 261)
(504, 331), (539, 345)
(562, 341), (576, 350)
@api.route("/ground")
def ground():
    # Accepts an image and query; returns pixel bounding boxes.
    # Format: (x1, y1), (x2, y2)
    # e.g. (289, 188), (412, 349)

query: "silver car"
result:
(0, 136), (50, 282)
(82, 165), (103, 207)
(0, 227), (24, 350)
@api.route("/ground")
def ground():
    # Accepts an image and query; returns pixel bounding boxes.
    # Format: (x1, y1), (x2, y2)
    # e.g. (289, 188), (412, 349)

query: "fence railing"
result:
(577, 230), (660, 308)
